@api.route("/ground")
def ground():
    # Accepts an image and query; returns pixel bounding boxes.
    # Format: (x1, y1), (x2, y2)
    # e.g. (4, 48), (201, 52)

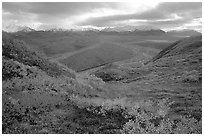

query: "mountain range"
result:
(166, 29), (202, 37)
(3, 25), (36, 33)
(3, 24), (202, 37)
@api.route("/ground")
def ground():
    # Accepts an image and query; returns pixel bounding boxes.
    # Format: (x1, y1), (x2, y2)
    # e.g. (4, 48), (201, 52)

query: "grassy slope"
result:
(58, 34), (179, 72)
(2, 33), (75, 78)
(7, 31), (183, 72)
(93, 36), (202, 120)
(59, 43), (136, 72)
(100, 34), (181, 49)
(8, 31), (100, 58)
(2, 33), (133, 134)
(143, 36), (202, 118)
(2, 32), (201, 134)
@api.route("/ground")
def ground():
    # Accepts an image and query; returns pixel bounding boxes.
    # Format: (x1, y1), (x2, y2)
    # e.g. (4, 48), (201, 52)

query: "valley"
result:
(2, 2), (202, 134)
(2, 30), (202, 134)
(6, 30), (190, 72)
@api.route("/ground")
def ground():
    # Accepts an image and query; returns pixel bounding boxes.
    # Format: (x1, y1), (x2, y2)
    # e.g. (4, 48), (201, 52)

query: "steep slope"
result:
(146, 36), (202, 64)
(2, 32), (75, 78)
(7, 31), (100, 58)
(143, 36), (202, 119)
(2, 34), (76, 133)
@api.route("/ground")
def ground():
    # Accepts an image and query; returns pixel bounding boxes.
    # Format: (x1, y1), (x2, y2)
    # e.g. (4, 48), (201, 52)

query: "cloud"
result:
(2, 2), (121, 16)
(157, 2), (202, 13)
(77, 10), (166, 26)
(2, 2), (202, 31)
(3, 2), (124, 26)
(77, 2), (201, 27)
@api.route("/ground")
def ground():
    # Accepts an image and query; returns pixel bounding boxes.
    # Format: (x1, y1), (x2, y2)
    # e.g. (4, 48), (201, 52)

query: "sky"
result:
(2, 2), (202, 32)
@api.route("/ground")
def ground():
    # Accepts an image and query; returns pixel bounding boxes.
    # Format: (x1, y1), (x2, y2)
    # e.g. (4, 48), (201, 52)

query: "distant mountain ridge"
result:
(101, 25), (160, 32)
(3, 24), (201, 37)
(3, 25), (36, 33)
(167, 29), (201, 37)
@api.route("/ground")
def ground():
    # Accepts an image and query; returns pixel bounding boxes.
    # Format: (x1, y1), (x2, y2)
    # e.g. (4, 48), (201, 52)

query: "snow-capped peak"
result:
(3, 24), (35, 33)
(101, 25), (161, 32)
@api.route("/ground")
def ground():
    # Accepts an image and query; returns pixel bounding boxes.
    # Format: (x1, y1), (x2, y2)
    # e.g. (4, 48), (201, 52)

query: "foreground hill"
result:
(143, 36), (202, 118)
(3, 34), (123, 134)
(94, 36), (202, 120)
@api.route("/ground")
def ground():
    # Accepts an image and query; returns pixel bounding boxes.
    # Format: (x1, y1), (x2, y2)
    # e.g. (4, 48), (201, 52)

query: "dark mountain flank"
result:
(2, 33), (75, 78)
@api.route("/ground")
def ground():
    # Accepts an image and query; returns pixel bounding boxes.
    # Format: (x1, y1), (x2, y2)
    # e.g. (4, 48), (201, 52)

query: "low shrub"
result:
(69, 95), (202, 134)
(121, 115), (201, 134)
(182, 70), (201, 83)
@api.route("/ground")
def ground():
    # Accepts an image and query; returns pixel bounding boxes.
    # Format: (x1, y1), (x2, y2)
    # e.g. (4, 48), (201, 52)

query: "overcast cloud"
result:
(2, 2), (202, 31)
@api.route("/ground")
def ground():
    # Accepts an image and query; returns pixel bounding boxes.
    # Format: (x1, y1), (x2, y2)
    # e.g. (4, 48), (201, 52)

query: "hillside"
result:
(2, 33), (202, 134)
(6, 30), (179, 72)
(2, 33), (75, 78)
(54, 33), (183, 71)
(5, 29), (199, 74)
(145, 36), (202, 64)
(93, 36), (202, 120)
(143, 36), (202, 120)
(6, 30), (189, 59)
(59, 43), (136, 72)
(6, 31), (100, 58)
(3, 35), (131, 134)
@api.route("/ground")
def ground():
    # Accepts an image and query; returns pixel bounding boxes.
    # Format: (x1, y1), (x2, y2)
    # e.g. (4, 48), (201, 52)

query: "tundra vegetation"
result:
(2, 32), (202, 134)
